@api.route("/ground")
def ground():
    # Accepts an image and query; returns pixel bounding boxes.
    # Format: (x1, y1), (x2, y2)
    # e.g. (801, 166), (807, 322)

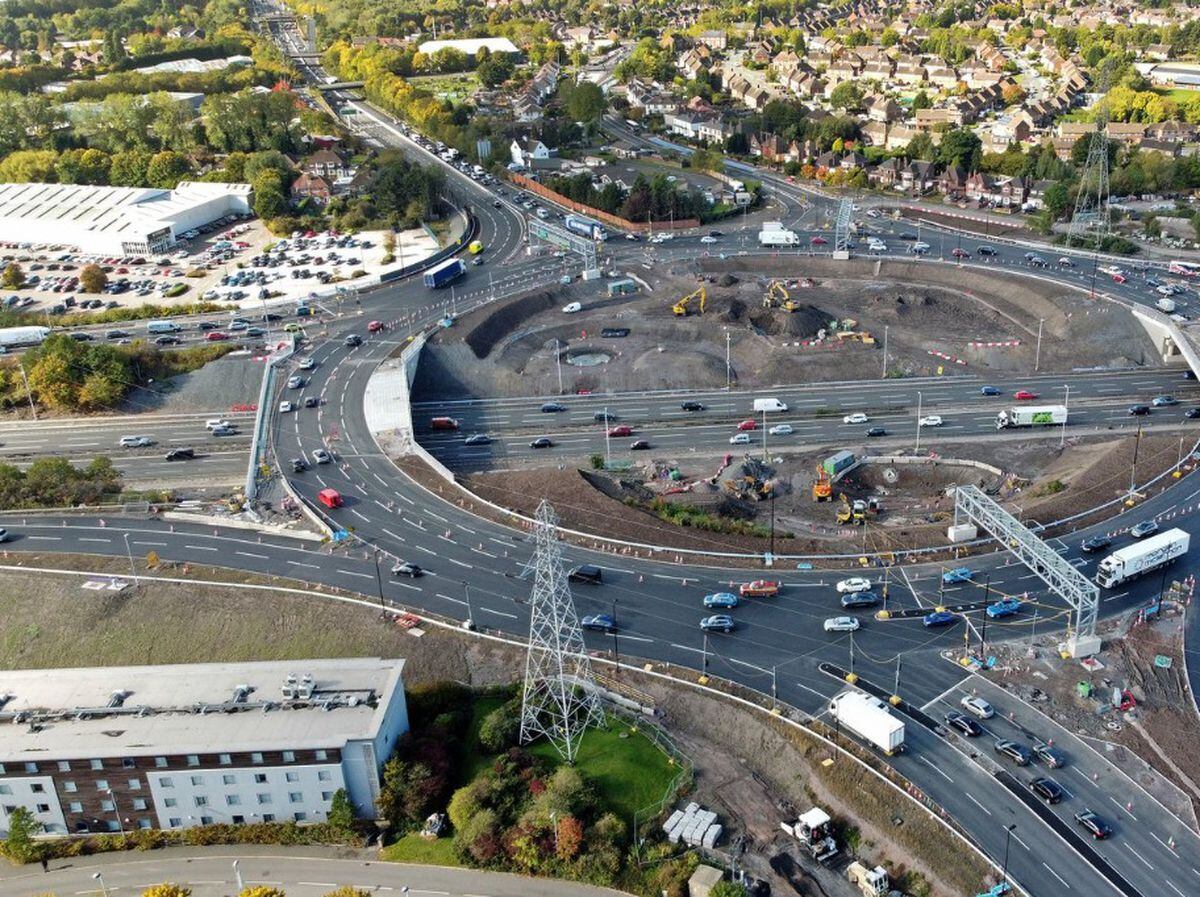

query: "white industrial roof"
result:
(0, 658), (405, 761)
(131, 55), (254, 75)
(418, 37), (519, 56)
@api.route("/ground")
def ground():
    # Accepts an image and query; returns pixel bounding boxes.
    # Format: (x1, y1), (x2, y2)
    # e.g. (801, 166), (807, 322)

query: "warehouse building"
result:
(417, 37), (520, 57)
(0, 181), (254, 256)
(0, 658), (408, 837)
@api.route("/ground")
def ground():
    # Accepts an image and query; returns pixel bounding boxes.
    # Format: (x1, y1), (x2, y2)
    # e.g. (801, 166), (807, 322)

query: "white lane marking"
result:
(918, 755), (954, 783)
(236, 551), (268, 560)
(1110, 795), (1138, 820)
(79, 537), (111, 543)
(287, 560), (321, 569)
(337, 569), (373, 579)
(965, 792), (992, 816)
(186, 545), (218, 551)
(1123, 841), (1153, 869)
(480, 606), (517, 619)
(1042, 863), (1070, 888)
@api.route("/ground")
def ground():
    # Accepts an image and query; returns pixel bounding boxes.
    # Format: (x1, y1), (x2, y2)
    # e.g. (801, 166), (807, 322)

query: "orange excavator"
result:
(812, 465), (833, 501)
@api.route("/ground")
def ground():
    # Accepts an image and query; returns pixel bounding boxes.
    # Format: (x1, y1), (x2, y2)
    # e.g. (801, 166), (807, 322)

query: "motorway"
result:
(5, 7), (1199, 897)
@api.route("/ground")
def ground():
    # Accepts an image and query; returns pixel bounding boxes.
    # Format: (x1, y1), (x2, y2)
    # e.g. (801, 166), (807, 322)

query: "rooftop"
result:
(417, 37), (519, 56)
(0, 658), (405, 762)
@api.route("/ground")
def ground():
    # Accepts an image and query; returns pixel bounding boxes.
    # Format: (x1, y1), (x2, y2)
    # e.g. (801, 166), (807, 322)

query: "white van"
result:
(146, 320), (182, 334)
(753, 398), (788, 413)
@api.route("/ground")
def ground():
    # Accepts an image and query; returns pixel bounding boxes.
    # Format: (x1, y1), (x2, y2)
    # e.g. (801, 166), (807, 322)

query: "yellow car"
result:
(468, 240), (484, 254)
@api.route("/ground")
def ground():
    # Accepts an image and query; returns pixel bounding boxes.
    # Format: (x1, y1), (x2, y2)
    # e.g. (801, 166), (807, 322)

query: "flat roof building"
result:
(0, 658), (408, 837)
(0, 181), (253, 256)
(417, 37), (519, 57)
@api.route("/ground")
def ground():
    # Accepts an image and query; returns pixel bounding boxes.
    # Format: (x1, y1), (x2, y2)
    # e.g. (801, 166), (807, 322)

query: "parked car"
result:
(823, 616), (860, 633)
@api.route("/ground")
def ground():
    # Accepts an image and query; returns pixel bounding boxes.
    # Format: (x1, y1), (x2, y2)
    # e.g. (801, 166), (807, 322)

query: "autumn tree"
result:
(79, 264), (107, 294)
(141, 886), (191, 897)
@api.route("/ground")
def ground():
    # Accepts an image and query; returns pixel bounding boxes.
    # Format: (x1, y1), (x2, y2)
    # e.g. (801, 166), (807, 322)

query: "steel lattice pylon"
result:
(518, 500), (604, 761)
(954, 485), (1099, 655)
(833, 198), (853, 257)
(1066, 120), (1110, 252)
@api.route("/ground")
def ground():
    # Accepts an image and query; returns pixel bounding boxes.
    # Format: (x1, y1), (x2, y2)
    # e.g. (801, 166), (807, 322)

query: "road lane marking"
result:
(918, 755), (954, 783)
(337, 569), (373, 579)
(185, 544), (218, 551)
(236, 551), (269, 560)
(1123, 841), (1153, 869)
(1042, 863), (1070, 888)
(1110, 795), (1138, 820)
(965, 792), (992, 816)
(287, 560), (321, 569)
(481, 606), (517, 619)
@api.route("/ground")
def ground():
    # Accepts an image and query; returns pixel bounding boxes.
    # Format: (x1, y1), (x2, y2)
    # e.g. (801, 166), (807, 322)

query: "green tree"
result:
(109, 149), (152, 187)
(327, 788), (355, 836)
(1, 262), (23, 289)
(710, 882), (748, 897)
(4, 806), (39, 863)
(477, 702), (520, 752)
(829, 81), (864, 112)
(1042, 181), (1072, 220)
(0, 149), (57, 183)
(252, 171), (288, 220)
(146, 151), (191, 188)
(476, 55), (513, 88)
(937, 128), (983, 172)
(79, 263), (107, 294)
(565, 81), (606, 123)
(911, 90), (932, 112)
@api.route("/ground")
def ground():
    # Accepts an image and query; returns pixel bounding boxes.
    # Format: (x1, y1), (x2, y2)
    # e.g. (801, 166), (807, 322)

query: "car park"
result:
(581, 613), (617, 633)
(391, 562), (423, 577)
(923, 610), (957, 627)
(703, 592), (739, 609)
(1031, 777), (1065, 804)
(823, 616), (860, 633)
(961, 696), (995, 719)
(843, 412), (869, 424)
(1032, 741), (1067, 768)
(840, 591), (880, 609)
(994, 739), (1032, 766)
(943, 710), (982, 737)
(1074, 809), (1112, 839)
(1130, 519), (1159, 539)
(836, 577), (873, 594)
(1081, 535), (1113, 553)
(700, 614), (735, 633)
(942, 567), (974, 584)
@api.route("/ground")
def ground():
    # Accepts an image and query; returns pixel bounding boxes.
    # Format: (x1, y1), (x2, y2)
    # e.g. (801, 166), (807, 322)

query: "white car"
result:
(919, 415), (943, 427)
(1157, 285), (1175, 296)
(118, 435), (154, 448)
(562, 301), (582, 313)
(700, 235), (719, 244)
(278, 401), (295, 413)
(297, 357), (316, 370)
(286, 375), (305, 389)
(205, 418), (232, 431)
(836, 577), (873, 594)
(729, 433), (751, 445)
(960, 695), (995, 720)
(768, 424), (793, 436)
(824, 616), (861, 633)
(843, 412), (869, 424)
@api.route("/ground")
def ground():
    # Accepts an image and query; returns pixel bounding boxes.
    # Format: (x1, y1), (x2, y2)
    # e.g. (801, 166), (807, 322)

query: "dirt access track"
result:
(410, 255), (1158, 402)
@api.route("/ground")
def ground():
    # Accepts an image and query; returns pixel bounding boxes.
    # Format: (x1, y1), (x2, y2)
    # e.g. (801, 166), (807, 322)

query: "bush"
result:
(163, 283), (189, 298)
(478, 700), (521, 753)
(407, 681), (473, 728)
(79, 264), (108, 293)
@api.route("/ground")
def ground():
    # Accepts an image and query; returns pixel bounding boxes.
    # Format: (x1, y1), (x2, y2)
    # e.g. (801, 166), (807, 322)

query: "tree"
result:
(79, 264), (108, 294)
(1, 262), (24, 289)
(4, 806), (39, 863)
(476, 55), (513, 88)
(0, 149), (57, 183)
(327, 788), (355, 836)
(146, 151), (192, 189)
(911, 90), (932, 112)
(109, 149), (152, 187)
(829, 81), (864, 112)
(938, 128), (983, 172)
(478, 702), (521, 752)
(555, 814), (584, 861)
(710, 882), (748, 897)
(238, 888), (286, 897)
(565, 81), (606, 123)
(253, 171), (288, 220)
(1042, 181), (1072, 221)
(140, 886), (191, 897)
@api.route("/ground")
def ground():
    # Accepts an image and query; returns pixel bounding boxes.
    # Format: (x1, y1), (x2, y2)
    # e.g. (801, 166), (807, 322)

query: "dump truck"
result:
(829, 690), (905, 754)
(848, 862), (890, 897)
(759, 221), (800, 247)
(995, 404), (1067, 430)
(780, 807), (838, 863)
(1096, 527), (1189, 588)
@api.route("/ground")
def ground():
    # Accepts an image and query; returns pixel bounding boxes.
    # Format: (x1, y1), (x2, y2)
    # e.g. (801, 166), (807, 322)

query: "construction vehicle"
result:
(836, 494), (867, 525)
(812, 465), (833, 502)
(762, 280), (799, 312)
(847, 862), (890, 897)
(672, 286), (706, 317)
(780, 807), (838, 863)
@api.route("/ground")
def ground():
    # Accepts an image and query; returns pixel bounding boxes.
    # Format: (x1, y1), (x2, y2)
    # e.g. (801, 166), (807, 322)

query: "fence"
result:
(508, 173), (700, 234)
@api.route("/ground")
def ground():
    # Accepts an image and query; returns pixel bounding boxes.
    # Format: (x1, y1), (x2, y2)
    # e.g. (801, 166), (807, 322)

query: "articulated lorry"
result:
(996, 404), (1067, 430)
(828, 690), (905, 754)
(423, 257), (466, 289)
(1096, 527), (1189, 588)
(759, 221), (800, 247)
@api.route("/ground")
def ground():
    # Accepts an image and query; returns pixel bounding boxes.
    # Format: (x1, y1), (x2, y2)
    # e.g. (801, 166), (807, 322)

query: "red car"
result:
(810, 236), (828, 245)
(206, 331), (228, 341)
(1111, 272), (1127, 284)
(737, 419), (758, 431)
(1014, 390), (1039, 401)
(739, 580), (780, 597)
(608, 425), (633, 437)
(367, 320), (385, 333)
(951, 248), (970, 259)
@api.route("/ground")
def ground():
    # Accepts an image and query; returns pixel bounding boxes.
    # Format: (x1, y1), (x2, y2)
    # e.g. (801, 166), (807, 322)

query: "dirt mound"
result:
(462, 289), (556, 358)
(630, 347), (729, 388)
(748, 303), (830, 337)
(867, 290), (935, 315)
(717, 273), (739, 287)
(722, 298), (748, 323)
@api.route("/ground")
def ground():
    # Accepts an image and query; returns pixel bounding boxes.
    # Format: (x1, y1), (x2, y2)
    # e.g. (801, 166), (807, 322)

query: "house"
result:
(989, 109), (1035, 146)
(926, 65), (959, 90)
(886, 124), (921, 151)
(626, 80), (677, 115)
(678, 48), (710, 80)
(868, 157), (905, 188)
(303, 149), (349, 181)
(860, 120), (889, 147)
(698, 30), (728, 51)
(938, 164), (969, 197)
(865, 95), (902, 123)
(290, 172), (331, 203)
(510, 138), (553, 168)
(902, 160), (937, 194)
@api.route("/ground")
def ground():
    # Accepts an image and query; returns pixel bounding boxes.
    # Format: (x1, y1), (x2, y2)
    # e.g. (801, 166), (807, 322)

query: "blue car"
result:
(980, 386), (1002, 396)
(942, 567), (974, 585)
(986, 598), (1023, 619)
(703, 592), (739, 609)
(923, 610), (958, 627)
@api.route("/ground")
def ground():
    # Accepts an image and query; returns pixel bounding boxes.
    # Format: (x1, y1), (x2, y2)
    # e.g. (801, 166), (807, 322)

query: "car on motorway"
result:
(105, 329), (131, 340)
(810, 236), (828, 246)
(206, 331), (228, 341)
(923, 610), (957, 627)
(391, 562), (423, 577)
(312, 449), (333, 464)
(910, 242), (930, 255)
(918, 415), (943, 427)
(841, 591), (880, 609)
(1032, 741), (1067, 768)
(154, 335), (181, 346)
(843, 412), (869, 424)
(942, 567), (974, 584)
(297, 357), (316, 370)
(700, 235), (719, 244)
(1130, 519), (1159, 539)
(210, 423), (237, 436)
(278, 401), (294, 413)
(530, 436), (553, 449)
(593, 410), (617, 423)
(164, 448), (194, 461)
(703, 592), (739, 609)
(943, 710), (983, 736)
(205, 418), (232, 431)
(287, 375), (306, 389)
(961, 695), (995, 719)
(837, 577), (873, 594)
(866, 426), (887, 437)
(740, 580), (779, 597)
(1013, 390), (1039, 401)
(0, 528), (9, 542)
(768, 424), (793, 435)
(464, 434), (492, 446)
(630, 439), (651, 450)
(581, 613), (617, 633)
(979, 386), (1002, 396)
(1058, 257), (1076, 268)
(986, 597), (1023, 619)
(1128, 403), (1151, 415)
(1188, 407), (1200, 419)
(823, 616), (860, 633)
(700, 614), (736, 633)
(290, 458), (308, 473)
(976, 246), (997, 256)
(607, 425), (633, 437)
(344, 334), (363, 347)
(303, 396), (320, 408)
(994, 739), (1032, 766)
(118, 435), (154, 448)
(1031, 777), (1065, 804)
(951, 248), (970, 259)
(541, 402), (566, 413)
(737, 419), (758, 431)
(1081, 535), (1113, 553)
(898, 232), (917, 241)
(729, 433), (751, 445)
(1152, 394), (1178, 406)
(1074, 809), (1112, 840)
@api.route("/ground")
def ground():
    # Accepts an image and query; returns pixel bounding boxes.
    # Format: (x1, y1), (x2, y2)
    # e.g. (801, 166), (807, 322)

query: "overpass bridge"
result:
(314, 80), (364, 90)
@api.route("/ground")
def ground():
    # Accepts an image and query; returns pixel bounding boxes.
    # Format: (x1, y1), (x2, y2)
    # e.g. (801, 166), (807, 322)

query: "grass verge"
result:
(380, 832), (462, 866)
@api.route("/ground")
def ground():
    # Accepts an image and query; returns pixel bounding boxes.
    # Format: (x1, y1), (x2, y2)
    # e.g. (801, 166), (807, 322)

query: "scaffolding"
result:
(953, 485), (1099, 656)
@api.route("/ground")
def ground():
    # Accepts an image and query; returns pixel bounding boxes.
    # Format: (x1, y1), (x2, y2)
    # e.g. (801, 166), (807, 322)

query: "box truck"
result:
(996, 404), (1067, 430)
(828, 690), (905, 754)
(423, 257), (466, 289)
(1096, 528), (1189, 588)
(759, 221), (800, 247)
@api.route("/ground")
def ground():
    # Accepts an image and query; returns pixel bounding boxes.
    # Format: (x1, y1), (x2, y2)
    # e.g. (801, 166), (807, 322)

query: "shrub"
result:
(478, 700), (521, 753)
(163, 283), (189, 298)
(79, 264), (108, 293)
(141, 886), (192, 897)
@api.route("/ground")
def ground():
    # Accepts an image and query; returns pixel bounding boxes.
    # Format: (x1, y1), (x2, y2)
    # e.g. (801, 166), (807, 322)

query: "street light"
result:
(914, 390), (923, 453)
(93, 872), (109, 897)
(1060, 383), (1070, 449)
(233, 859), (244, 892)
(122, 532), (137, 584)
(1034, 318), (1044, 371)
(1001, 824), (1017, 888)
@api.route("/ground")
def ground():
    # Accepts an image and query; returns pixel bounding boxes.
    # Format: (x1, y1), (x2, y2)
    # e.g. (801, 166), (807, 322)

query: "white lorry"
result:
(1096, 528), (1189, 589)
(759, 221), (800, 247)
(995, 404), (1067, 430)
(829, 690), (905, 754)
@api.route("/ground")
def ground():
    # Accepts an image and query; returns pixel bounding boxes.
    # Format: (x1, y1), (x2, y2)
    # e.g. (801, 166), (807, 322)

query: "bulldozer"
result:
(836, 493), (867, 525)
(672, 286), (706, 317)
(847, 862), (890, 897)
(812, 465), (833, 502)
(762, 279), (799, 312)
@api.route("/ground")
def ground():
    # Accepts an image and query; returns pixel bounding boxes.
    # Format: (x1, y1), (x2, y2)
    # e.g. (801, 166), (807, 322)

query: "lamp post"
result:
(603, 406), (612, 468)
(122, 532), (137, 584)
(555, 339), (564, 394)
(611, 598), (620, 676)
(233, 860), (244, 892)
(373, 551), (387, 613)
(1061, 383), (1070, 449)
(1035, 318), (1044, 371)
(93, 873), (109, 897)
(880, 325), (889, 378)
(915, 390), (922, 453)
(725, 330), (732, 389)
(1001, 824), (1017, 888)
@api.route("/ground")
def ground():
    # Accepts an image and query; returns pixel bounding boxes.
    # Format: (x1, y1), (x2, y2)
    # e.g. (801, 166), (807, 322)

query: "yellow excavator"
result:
(672, 286), (707, 317)
(836, 493), (867, 525)
(762, 280), (799, 312)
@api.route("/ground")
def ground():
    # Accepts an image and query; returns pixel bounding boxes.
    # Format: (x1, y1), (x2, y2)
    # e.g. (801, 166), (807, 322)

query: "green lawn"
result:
(1160, 88), (1200, 104)
(380, 831), (462, 866)
(409, 73), (479, 104)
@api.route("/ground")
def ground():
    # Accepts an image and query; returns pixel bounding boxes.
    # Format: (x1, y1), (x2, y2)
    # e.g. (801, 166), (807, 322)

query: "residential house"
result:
(510, 137), (553, 168)
(926, 65), (959, 90)
(894, 59), (927, 85)
(902, 160), (937, 194)
(886, 124), (921, 151)
(868, 157), (905, 188)
(303, 149), (349, 181)
(989, 109), (1035, 147)
(860, 120), (889, 147)
(698, 30), (728, 50)
(938, 164), (969, 198)
(290, 172), (331, 204)
(865, 95), (902, 123)
(626, 80), (677, 115)
(915, 107), (962, 130)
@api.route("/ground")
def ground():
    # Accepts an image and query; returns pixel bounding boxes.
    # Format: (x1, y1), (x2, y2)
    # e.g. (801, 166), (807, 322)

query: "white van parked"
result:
(753, 398), (788, 413)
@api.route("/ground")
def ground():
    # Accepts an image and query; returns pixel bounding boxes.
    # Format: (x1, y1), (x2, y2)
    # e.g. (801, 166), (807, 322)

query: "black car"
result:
(70, 331), (94, 341)
(581, 613), (617, 633)
(630, 439), (651, 450)
(1031, 777), (1065, 804)
(943, 710), (982, 737)
(1187, 407), (1200, 419)
(840, 591), (880, 609)
(290, 458), (308, 473)
(976, 246), (998, 256)
(995, 739), (1032, 766)
(391, 562), (423, 577)
(530, 436), (553, 448)
(541, 402), (566, 413)
(593, 410), (617, 423)
(898, 232), (917, 240)
(464, 433), (492, 446)
(197, 320), (219, 330)
(1074, 809), (1112, 840)
(344, 334), (363, 347)
(601, 328), (631, 338)
(709, 230), (724, 238)
(1032, 741), (1067, 768)
(105, 329), (131, 340)
(164, 448), (194, 462)
(681, 401), (705, 412)
(1128, 404), (1151, 416)
(155, 335), (181, 346)
(1081, 535), (1112, 553)
(304, 396), (320, 408)
(866, 426), (887, 437)
(569, 564), (603, 584)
